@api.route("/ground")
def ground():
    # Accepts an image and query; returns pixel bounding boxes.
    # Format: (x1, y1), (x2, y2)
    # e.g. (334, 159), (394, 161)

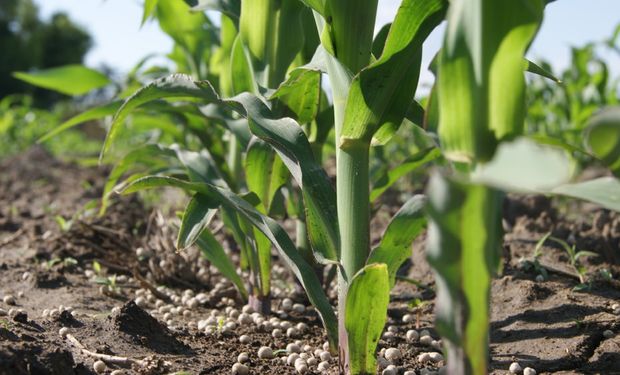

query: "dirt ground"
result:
(1, 148), (619, 375)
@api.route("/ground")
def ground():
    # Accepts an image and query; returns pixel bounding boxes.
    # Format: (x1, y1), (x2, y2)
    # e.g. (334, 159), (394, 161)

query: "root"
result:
(66, 333), (143, 367)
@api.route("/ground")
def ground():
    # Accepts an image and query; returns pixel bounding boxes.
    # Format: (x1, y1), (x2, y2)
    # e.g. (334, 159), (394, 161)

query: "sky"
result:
(36, 0), (620, 87)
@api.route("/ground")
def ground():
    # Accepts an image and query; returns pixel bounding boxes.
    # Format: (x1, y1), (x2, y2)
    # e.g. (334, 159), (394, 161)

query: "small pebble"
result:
(382, 365), (397, 375)
(110, 370), (125, 375)
(384, 348), (402, 362)
(402, 314), (415, 323)
(232, 362), (249, 375)
(0, 308), (6, 316)
(523, 367), (537, 375)
(429, 352), (444, 362)
(382, 331), (395, 340)
(281, 298), (293, 311)
(535, 274), (545, 282)
(322, 342), (330, 351)
(272, 328), (283, 338)
(93, 360), (106, 374)
(239, 335), (251, 344)
(417, 352), (431, 363)
(292, 303), (305, 314)
(287, 353), (300, 366)
(406, 329), (419, 342)
(21, 272), (31, 281)
(258, 346), (274, 359)
(404, 371), (416, 375)
(420, 329), (431, 337)
(3, 295), (16, 305)
(238, 313), (252, 325)
(237, 352), (249, 363)
(307, 357), (318, 366)
(387, 325), (398, 333)
(317, 361), (329, 371)
(287, 327), (299, 338)
(509, 362), (522, 374)
(319, 351), (331, 362)
(59, 327), (69, 338)
(603, 329), (614, 338)
(287, 343), (301, 354)
(420, 335), (433, 346)
(242, 305), (254, 314)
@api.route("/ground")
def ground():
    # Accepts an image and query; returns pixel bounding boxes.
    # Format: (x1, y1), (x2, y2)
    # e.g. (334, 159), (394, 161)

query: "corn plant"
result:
(88, 0), (444, 373)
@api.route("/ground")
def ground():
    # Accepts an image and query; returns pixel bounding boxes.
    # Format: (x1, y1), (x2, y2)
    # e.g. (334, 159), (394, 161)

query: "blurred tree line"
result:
(0, 0), (92, 105)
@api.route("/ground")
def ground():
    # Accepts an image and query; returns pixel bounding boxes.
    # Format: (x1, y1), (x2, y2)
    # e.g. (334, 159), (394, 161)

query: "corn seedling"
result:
(15, 0), (620, 374)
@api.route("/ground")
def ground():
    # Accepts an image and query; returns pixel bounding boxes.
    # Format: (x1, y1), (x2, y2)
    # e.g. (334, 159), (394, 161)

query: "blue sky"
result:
(36, 0), (620, 87)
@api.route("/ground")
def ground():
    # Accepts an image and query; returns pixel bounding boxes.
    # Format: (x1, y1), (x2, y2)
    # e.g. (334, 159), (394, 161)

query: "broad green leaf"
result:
(230, 35), (259, 94)
(426, 173), (504, 375)
(156, 0), (215, 72)
(38, 101), (122, 143)
(270, 68), (321, 124)
(245, 138), (288, 212)
(584, 106), (620, 176)
(270, 0), (305, 85)
(370, 147), (440, 202)
(552, 177), (620, 212)
(345, 263), (390, 374)
(142, 0), (159, 25)
(324, 0), (378, 74)
(120, 175), (338, 347)
(195, 225), (248, 299)
(367, 195), (426, 287)
(13, 65), (110, 96)
(438, 0), (544, 163)
(178, 193), (218, 250)
(101, 144), (178, 214)
(526, 59), (561, 83)
(372, 23), (392, 59)
(299, 0), (325, 16)
(471, 137), (575, 193)
(103, 74), (339, 263)
(340, 0), (446, 146)
(102, 75), (219, 158)
(185, 0), (240, 20)
(210, 14), (237, 97)
(371, 100), (426, 146)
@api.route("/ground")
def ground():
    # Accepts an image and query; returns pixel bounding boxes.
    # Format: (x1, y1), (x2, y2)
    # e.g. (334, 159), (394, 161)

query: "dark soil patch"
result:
(1, 148), (619, 374)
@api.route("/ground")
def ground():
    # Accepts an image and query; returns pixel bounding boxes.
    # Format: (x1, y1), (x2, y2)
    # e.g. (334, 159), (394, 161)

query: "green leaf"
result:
(471, 137), (575, 193)
(345, 263), (390, 374)
(270, 68), (321, 124)
(156, 0), (213, 64)
(38, 101), (122, 143)
(367, 195), (426, 287)
(438, 0), (544, 163)
(103, 74), (339, 264)
(584, 106), (620, 177)
(13, 65), (110, 96)
(142, 0), (159, 25)
(102, 75), (219, 158)
(526, 59), (561, 83)
(371, 100), (426, 146)
(178, 194), (218, 250)
(245, 138), (288, 212)
(195, 225), (248, 299)
(552, 177), (620, 212)
(101, 144), (178, 214)
(370, 147), (440, 202)
(340, 0), (446, 145)
(121, 175), (337, 346)
(185, 0), (240, 20)
(298, 0), (325, 16)
(230, 35), (259, 94)
(426, 172), (504, 375)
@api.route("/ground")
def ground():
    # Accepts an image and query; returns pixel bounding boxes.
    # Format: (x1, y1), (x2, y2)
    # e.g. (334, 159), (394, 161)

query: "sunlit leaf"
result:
(13, 65), (110, 96)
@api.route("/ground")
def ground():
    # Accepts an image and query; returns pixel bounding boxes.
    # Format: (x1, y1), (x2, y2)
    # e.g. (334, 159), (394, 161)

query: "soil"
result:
(1, 148), (619, 375)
